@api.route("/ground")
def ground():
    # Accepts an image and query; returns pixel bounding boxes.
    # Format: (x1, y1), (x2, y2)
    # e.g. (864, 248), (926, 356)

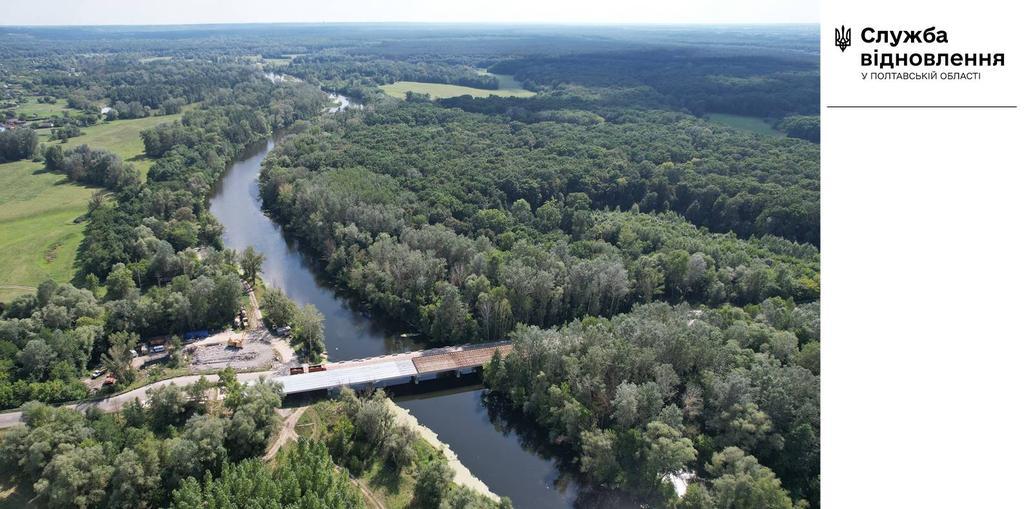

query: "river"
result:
(208, 105), (594, 508)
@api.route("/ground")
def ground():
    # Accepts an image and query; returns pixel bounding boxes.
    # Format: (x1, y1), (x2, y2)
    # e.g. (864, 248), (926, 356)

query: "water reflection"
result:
(207, 100), (631, 509)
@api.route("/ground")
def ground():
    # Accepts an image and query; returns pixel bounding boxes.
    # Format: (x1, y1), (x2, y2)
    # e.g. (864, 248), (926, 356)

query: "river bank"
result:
(207, 89), (596, 508)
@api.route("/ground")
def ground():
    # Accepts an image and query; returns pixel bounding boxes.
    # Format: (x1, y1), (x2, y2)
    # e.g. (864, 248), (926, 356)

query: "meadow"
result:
(13, 97), (70, 119)
(0, 112), (184, 301)
(706, 113), (784, 137)
(380, 73), (535, 100)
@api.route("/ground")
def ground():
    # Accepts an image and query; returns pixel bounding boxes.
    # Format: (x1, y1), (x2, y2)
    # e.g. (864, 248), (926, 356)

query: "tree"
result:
(261, 286), (296, 328)
(0, 128), (38, 162)
(643, 421), (696, 478)
(414, 460), (453, 508)
(183, 414), (228, 475)
(239, 246), (265, 284)
(169, 439), (364, 509)
(108, 448), (160, 509)
(147, 383), (190, 430)
(424, 283), (475, 343)
(354, 391), (394, 450)
(706, 447), (795, 509)
(106, 263), (137, 301)
(580, 429), (619, 483)
(34, 444), (113, 508)
(292, 304), (325, 361)
(382, 423), (417, 470)
(17, 339), (55, 379)
(101, 331), (138, 385)
(226, 381), (282, 459)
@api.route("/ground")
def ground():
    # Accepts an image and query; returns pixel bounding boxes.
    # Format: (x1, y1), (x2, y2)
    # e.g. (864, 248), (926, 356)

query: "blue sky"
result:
(0, 0), (819, 26)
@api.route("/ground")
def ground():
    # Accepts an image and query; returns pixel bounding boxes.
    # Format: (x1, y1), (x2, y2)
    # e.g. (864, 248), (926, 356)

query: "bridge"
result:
(273, 341), (512, 395)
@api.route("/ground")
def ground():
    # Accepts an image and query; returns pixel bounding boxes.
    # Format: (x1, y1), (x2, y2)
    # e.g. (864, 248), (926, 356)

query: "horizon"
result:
(0, 21), (821, 28)
(0, 0), (819, 26)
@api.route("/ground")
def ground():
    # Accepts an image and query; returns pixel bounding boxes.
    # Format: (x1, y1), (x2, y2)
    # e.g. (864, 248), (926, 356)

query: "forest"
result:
(0, 23), (819, 509)
(253, 25), (819, 508)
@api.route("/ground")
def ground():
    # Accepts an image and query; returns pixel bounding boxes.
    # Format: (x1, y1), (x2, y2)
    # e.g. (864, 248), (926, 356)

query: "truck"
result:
(227, 336), (244, 348)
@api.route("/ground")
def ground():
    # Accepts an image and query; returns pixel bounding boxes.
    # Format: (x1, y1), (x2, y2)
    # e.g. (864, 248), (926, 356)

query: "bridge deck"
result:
(274, 341), (511, 395)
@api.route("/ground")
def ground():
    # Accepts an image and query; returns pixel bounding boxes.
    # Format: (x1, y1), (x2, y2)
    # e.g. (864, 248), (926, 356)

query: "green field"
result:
(0, 159), (93, 302)
(381, 74), (535, 100)
(0, 113), (184, 301)
(706, 113), (784, 137)
(13, 97), (71, 119)
(58, 112), (184, 176)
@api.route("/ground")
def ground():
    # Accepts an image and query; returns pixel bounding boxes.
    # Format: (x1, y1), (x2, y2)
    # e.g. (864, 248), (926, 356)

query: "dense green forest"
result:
(1, 23), (819, 509)
(252, 25), (819, 508)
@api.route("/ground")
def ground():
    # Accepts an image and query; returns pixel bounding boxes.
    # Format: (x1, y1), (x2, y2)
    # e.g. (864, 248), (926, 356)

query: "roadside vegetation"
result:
(0, 374), (292, 508)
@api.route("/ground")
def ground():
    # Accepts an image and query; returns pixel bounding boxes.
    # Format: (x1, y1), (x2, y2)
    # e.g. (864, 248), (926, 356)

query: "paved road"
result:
(0, 370), (275, 428)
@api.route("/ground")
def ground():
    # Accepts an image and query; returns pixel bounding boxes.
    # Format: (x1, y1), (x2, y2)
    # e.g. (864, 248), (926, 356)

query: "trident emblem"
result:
(835, 25), (852, 52)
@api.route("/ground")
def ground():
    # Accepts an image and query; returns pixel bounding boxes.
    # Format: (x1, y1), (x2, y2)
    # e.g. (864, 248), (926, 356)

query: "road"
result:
(0, 370), (275, 428)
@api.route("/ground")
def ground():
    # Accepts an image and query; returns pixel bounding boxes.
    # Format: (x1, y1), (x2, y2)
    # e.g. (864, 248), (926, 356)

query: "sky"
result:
(0, 0), (819, 26)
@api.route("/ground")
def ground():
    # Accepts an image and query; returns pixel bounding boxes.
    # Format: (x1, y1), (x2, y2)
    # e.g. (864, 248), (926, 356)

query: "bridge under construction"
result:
(272, 341), (512, 395)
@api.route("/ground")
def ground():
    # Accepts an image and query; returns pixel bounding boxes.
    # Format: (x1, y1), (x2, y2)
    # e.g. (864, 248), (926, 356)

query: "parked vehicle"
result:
(90, 369), (106, 379)
(151, 345), (166, 353)
(274, 326), (292, 337)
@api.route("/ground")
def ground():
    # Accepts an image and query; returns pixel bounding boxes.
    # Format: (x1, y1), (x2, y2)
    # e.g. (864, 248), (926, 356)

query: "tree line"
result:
(485, 299), (819, 508)
(489, 48), (819, 119)
(259, 105), (819, 346)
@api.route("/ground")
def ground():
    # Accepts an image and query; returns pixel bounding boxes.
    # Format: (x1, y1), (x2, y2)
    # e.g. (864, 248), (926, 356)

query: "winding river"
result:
(208, 101), (600, 508)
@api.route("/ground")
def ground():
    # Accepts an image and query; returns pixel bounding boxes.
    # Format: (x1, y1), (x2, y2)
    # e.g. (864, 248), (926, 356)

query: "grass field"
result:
(58, 112), (184, 176)
(13, 97), (70, 119)
(707, 113), (784, 137)
(0, 112), (184, 302)
(381, 73), (535, 100)
(0, 160), (94, 302)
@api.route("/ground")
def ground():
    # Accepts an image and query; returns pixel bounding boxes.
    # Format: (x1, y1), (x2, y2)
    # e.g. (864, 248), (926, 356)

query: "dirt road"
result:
(263, 406), (308, 461)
